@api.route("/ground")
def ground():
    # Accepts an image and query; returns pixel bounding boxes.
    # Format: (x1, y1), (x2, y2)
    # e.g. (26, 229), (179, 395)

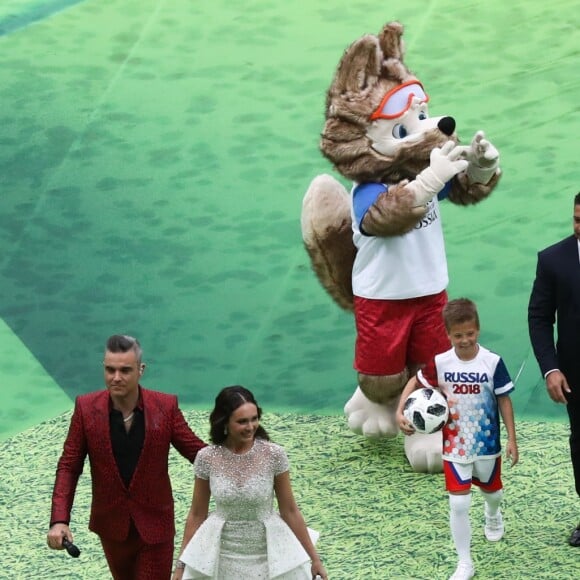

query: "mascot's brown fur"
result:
(301, 22), (501, 473)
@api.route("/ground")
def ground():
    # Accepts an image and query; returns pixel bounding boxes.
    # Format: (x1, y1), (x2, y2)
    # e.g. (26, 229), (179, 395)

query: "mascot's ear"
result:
(378, 21), (405, 62)
(325, 21), (411, 117)
(328, 35), (382, 99)
(377, 21), (410, 81)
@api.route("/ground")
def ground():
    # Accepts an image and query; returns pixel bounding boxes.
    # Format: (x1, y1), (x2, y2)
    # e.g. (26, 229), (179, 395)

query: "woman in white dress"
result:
(172, 385), (328, 580)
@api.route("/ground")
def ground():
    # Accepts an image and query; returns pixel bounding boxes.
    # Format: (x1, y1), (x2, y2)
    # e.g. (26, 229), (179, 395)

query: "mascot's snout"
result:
(438, 116), (455, 136)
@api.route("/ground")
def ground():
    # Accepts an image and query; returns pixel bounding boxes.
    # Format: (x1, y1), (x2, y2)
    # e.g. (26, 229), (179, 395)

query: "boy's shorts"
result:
(444, 457), (503, 493)
(353, 290), (449, 375)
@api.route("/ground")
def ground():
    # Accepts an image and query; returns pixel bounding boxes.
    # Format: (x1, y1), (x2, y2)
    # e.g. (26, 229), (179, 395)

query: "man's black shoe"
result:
(568, 525), (580, 547)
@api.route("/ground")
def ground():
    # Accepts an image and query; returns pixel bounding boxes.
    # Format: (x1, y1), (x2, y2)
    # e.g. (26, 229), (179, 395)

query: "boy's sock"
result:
(449, 493), (472, 562)
(482, 489), (504, 541)
(481, 489), (503, 516)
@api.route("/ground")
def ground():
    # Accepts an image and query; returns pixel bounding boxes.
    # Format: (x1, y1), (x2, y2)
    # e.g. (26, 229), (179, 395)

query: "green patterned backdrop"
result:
(0, 0), (578, 578)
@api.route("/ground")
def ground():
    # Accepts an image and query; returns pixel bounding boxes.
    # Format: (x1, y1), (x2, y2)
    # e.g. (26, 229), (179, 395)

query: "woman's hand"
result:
(312, 558), (328, 580)
(171, 563), (185, 580)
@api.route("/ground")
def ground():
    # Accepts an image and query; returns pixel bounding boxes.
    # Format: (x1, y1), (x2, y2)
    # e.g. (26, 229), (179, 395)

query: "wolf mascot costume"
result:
(301, 22), (501, 473)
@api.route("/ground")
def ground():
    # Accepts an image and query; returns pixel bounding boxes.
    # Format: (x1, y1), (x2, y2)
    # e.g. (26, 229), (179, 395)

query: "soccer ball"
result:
(403, 387), (449, 434)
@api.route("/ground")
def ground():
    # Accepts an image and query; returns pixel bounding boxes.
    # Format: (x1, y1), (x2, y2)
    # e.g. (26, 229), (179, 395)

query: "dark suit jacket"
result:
(528, 235), (580, 388)
(50, 387), (206, 543)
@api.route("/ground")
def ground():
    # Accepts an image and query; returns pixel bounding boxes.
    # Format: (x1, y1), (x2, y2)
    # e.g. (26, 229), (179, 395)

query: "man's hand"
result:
(545, 370), (571, 404)
(47, 523), (72, 550)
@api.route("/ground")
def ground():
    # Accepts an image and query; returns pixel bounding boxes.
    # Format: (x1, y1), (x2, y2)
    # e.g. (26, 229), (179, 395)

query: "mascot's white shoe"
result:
(344, 387), (399, 438)
(404, 431), (443, 473)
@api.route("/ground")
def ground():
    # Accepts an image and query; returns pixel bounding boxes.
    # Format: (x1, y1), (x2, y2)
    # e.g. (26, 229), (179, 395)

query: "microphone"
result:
(61, 537), (81, 558)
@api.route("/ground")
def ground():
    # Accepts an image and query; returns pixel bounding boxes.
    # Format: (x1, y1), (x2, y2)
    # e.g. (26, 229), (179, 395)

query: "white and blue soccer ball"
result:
(403, 387), (449, 434)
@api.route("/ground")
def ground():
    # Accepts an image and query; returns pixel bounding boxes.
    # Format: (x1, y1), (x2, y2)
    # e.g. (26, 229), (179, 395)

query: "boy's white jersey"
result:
(417, 345), (514, 464)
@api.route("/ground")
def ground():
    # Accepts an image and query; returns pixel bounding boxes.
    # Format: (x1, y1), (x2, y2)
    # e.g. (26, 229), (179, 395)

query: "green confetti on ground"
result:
(2, 411), (578, 579)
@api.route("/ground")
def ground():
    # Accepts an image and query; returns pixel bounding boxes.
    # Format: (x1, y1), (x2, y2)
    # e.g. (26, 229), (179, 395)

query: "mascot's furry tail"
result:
(301, 174), (357, 311)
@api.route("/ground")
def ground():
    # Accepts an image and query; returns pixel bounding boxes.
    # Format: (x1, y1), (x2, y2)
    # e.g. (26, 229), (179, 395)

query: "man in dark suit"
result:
(528, 192), (580, 547)
(47, 334), (206, 578)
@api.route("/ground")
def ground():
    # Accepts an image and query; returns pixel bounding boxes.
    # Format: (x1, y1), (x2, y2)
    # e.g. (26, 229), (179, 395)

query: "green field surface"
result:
(2, 411), (579, 579)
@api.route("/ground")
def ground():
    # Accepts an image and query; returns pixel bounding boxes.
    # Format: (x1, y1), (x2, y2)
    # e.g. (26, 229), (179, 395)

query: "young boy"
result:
(396, 298), (518, 580)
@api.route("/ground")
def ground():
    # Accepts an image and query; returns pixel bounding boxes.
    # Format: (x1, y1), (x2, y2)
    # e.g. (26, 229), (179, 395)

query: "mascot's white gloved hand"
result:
(465, 130), (499, 184)
(407, 141), (469, 207)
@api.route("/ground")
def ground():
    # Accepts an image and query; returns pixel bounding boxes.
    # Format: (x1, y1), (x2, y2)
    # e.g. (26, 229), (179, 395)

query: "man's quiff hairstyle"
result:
(442, 298), (480, 331)
(574, 192), (580, 206)
(105, 334), (143, 364)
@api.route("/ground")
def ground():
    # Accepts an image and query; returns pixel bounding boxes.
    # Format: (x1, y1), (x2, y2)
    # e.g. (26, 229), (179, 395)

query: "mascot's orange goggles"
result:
(369, 80), (429, 121)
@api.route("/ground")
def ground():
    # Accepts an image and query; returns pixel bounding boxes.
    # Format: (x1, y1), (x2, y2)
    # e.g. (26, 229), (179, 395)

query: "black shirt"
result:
(109, 407), (145, 487)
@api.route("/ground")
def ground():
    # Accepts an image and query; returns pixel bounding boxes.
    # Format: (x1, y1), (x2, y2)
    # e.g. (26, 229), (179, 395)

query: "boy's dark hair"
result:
(105, 334), (142, 364)
(574, 192), (580, 206)
(442, 298), (480, 331)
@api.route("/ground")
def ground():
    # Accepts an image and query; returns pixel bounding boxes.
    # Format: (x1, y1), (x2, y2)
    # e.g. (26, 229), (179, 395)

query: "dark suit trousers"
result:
(566, 385), (580, 497)
(100, 520), (173, 580)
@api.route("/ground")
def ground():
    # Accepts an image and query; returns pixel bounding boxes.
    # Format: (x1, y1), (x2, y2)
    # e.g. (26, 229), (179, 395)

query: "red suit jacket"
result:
(50, 387), (206, 543)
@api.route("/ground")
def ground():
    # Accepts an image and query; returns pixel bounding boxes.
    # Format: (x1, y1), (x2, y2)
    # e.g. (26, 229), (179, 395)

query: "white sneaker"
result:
(449, 560), (475, 580)
(484, 508), (504, 541)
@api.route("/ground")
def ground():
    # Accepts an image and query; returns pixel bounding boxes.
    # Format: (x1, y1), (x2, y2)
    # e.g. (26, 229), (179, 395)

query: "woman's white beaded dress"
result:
(181, 438), (318, 579)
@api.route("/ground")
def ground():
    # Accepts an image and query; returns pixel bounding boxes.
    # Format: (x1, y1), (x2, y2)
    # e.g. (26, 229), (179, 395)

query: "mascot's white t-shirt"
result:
(351, 182), (449, 299)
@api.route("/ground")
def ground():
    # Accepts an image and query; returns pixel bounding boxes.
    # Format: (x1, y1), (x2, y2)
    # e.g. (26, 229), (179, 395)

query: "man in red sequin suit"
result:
(47, 335), (206, 579)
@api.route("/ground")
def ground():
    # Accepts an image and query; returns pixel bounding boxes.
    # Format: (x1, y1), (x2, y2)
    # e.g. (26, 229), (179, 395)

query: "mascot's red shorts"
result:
(353, 290), (450, 375)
